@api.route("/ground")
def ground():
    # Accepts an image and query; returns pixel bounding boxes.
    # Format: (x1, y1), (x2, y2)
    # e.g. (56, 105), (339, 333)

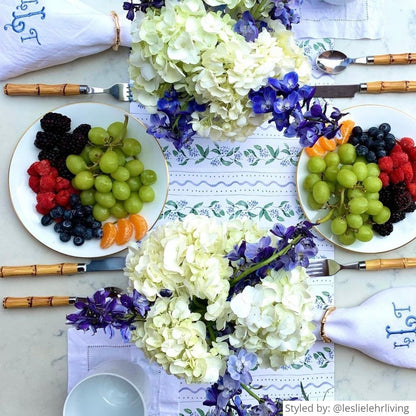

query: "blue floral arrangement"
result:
(121, 0), (343, 150)
(68, 215), (317, 415)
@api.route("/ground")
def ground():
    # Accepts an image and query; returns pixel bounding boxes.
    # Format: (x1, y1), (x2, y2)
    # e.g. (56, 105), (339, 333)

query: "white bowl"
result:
(63, 360), (151, 416)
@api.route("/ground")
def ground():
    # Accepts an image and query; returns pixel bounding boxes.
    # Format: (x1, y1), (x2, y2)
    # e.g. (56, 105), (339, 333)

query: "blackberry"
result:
(53, 158), (74, 180)
(60, 132), (88, 155)
(373, 222), (394, 237)
(392, 192), (413, 211)
(34, 131), (59, 150)
(405, 202), (416, 213)
(73, 123), (91, 139)
(40, 112), (71, 134)
(390, 210), (406, 223)
(38, 148), (62, 163)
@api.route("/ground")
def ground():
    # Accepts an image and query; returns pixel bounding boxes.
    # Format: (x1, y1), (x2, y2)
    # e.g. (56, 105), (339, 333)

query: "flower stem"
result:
(230, 234), (303, 286)
(241, 382), (261, 402)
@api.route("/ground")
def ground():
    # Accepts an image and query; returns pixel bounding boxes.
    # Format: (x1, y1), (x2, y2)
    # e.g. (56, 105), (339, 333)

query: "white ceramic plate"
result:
(9, 102), (169, 258)
(296, 104), (416, 253)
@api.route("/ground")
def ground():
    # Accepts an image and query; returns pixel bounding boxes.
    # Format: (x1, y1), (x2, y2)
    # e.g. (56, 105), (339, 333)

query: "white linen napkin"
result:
(0, 0), (131, 81)
(315, 287), (416, 369)
(294, 0), (383, 40)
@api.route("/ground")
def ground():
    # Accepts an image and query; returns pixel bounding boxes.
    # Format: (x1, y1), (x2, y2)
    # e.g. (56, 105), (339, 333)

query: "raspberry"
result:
(27, 162), (40, 176)
(408, 147), (416, 162)
(55, 176), (71, 191)
(390, 143), (403, 154)
(389, 168), (405, 184)
(402, 162), (414, 183)
(390, 152), (409, 168)
(377, 156), (393, 173)
(36, 192), (56, 214)
(399, 137), (415, 152)
(379, 171), (390, 187)
(55, 189), (72, 206)
(39, 175), (56, 192)
(32, 159), (52, 176)
(407, 183), (416, 200)
(28, 176), (40, 193)
(40, 112), (71, 134)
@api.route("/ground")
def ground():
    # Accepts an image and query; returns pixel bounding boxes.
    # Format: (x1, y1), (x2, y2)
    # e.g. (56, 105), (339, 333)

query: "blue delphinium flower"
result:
(66, 288), (149, 342)
(234, 11), (259, 41)
(227, 349), (257, 385)
(147, 87), (206, 150)
(250, 71), (346, 148)
(270, 0), (303, 30)
(123, 0), (164, 19)
(227, 220), (317, 294)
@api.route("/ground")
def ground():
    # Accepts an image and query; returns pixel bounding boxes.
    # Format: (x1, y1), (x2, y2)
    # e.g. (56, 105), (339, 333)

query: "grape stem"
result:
(316, 208), (335, 224)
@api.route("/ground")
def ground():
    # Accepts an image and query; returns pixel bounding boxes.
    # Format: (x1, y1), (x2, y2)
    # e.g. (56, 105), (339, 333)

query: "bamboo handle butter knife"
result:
(314, 80), (416, 98)
(0, 257), (125, 277)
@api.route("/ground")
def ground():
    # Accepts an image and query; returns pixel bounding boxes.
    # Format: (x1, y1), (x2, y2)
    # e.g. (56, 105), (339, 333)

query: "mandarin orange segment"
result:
(115, 218), (134, 245)
(100, 222), (117, 249)
(336, 119), (355, 144)
(129, 214), (148, 241)
(304, 141), (326, 157)
(317, 136), (336, 151)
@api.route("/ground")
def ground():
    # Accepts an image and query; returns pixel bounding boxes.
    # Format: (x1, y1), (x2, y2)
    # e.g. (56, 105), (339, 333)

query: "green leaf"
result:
(197, 409), (207, 416)
(221, 159), (232, 166)
(165, 201), (178, 208)
(323, 347), (332, 353)
(291, 364), (303, 369)
(209, 200), (220, 207)
(236, 200), (249, 208)
(254, 144), (262, 151)
(196, 144), (209, 157)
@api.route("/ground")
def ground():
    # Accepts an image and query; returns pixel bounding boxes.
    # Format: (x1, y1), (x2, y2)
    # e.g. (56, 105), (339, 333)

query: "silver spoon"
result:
(316, 50), (416, 75)
(2, 286), (123, 309)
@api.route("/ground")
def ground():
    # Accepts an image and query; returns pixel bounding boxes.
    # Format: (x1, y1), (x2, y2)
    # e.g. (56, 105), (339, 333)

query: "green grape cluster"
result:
(303, 143), (391, 245)
(65, 116), (157, 222)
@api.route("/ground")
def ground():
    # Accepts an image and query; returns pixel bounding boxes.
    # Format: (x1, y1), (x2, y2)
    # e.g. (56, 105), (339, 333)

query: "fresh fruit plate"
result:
(296, 104), (416, 253)
(8, 102), (169, 258)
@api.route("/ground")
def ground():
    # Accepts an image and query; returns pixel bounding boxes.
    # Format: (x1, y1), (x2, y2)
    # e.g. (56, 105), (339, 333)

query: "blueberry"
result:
(91, 220), (101, 229)
(83, 229), (93, 240)
(348, 136), (360, 146)
(359, 133), (370, 146)
(368, 126), (379, 137)
(73, 236), (85, 246)
(63, 209), (73, 220)
(72, 224), (86, 236)
(62, 219), (73, 230)
(376, 149), (387, 159)
(70, 194), (80, 206)
(54, 222), (64, 233)
(82, 205), (93, 215)
(92, 228), (103, 239)
(59, 232), (71, 243)
(351, 125), (363, 137)
(41, 214), (54, 226)
(366, 150), (377, 163)
(379, 123), (391, 134)
(384, 134), (396, 151)
(356, 144), (369, 157)
(375, 131), (385, 141)
(50, 206), (64, 219)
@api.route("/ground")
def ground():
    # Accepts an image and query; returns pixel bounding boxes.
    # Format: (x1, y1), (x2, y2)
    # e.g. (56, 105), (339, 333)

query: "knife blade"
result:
(0, 256), (125, 277)
(314, 80), (416, 98)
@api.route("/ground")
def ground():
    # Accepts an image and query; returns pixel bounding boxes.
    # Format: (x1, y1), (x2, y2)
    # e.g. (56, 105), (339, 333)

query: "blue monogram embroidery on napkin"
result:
(4, 1), (45, 46)
(385, 302), (416, 349)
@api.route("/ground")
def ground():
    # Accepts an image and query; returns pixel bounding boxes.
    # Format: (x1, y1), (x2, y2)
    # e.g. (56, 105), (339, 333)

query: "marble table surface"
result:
(1, 1), (416, 415)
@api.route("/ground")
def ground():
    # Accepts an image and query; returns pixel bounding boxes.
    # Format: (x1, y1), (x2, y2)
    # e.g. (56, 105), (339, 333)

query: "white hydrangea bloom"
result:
(131, 295), (227, 383)
(128, 0), (311, 142)
(228, 266), (316, 368)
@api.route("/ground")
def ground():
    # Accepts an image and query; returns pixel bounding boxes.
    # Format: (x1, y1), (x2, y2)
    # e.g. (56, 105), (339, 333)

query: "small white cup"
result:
(63, 360), (151, 416)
